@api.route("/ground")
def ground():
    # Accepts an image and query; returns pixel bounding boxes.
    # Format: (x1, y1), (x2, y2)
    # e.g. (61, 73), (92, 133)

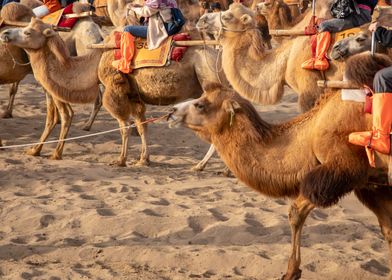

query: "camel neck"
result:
(210, 114), (313, 198)
(220, 33), (291, 105)
(26, 38), (102, 104)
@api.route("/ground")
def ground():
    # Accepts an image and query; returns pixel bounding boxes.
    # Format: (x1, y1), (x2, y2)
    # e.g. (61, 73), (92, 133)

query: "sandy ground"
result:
(0, 76), (390, 279)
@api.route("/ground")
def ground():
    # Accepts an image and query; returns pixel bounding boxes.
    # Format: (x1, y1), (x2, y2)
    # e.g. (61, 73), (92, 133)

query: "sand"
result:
(0, 76), (390, 279)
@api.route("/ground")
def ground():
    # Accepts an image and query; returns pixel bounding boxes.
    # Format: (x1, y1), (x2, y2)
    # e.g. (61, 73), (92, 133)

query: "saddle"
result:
(42, 3), (83, 29)
(112, 31), (191, 74)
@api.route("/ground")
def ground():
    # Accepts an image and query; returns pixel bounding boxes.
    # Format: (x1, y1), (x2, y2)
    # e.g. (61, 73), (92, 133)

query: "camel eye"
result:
(194, 102), (205, 112)
(355, 36), (366, 42)
(222, 13), (233, 21)
(24, 30), (31, 36)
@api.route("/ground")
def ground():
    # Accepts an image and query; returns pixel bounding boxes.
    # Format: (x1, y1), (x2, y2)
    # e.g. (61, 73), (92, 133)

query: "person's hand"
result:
(369, 21), (378, 32)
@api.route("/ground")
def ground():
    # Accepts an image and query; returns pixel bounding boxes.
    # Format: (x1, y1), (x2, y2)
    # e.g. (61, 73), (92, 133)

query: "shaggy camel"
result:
(1, 18), (104, 159)
(0, 2), (104, 130)
(170, 84), (392, 280)
(196, 3), (361, 112)
(1, 18), (226, 167)
(252, 0), (299, 30)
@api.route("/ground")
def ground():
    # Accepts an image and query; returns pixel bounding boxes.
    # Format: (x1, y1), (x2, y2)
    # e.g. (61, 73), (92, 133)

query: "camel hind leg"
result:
(26, 93), (59, 157)
(82, 84), (103, 131)
(1, 82), (19, 118)
(355, 187), (392, 279)
(283, 195), (315, 280)
(50, 99), (74, 160)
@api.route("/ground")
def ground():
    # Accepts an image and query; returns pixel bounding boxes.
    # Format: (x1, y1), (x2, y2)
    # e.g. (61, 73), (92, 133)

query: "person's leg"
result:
(123, 25), (148, 38)
(349, 66), (392, 161)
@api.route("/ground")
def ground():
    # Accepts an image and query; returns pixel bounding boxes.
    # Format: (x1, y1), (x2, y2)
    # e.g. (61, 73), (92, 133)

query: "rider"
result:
(124, 0), (180, 50)
(349, 22), (392, 161)
(302, 0), (378, 71)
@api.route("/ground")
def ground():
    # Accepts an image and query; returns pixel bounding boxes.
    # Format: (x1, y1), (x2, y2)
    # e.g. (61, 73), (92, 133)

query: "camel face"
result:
(330, 32), (371, 61)
(0, 18), (55, 50)
(170, 87), (240, 136)
(197, 3), (256, 38)
(256, 0), (275, 16)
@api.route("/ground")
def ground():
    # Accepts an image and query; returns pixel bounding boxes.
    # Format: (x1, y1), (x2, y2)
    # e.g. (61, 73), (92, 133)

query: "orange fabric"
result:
(44, 0), (61, 13)
(314, 31), (331, 71)
(349, 93), (392, 166)
(112, 32), (135, 74)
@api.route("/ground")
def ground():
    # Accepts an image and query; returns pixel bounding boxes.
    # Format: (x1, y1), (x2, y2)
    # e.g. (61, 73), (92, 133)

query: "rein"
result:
(5, 45), (31, 69)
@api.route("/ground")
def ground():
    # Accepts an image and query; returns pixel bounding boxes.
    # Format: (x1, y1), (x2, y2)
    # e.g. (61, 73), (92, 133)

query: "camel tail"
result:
(300, 164), (363, 208)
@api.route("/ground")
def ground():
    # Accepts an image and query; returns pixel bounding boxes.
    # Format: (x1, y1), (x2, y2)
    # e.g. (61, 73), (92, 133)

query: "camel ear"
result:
(42, 28), (56, 37)
(223, 99), (241, 114)
(240, 14), (252, 25)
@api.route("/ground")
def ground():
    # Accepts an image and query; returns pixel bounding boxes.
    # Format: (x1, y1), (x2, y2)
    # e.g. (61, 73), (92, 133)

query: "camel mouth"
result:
(167, 112), (183, 128)
(0, 32), (11, 44)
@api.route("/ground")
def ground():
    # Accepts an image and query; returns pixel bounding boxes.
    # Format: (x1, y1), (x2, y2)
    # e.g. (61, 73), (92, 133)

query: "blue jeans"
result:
(1, 0), (19, 8)
(374, 66), (392, 93)
(123, 22), (173, 38)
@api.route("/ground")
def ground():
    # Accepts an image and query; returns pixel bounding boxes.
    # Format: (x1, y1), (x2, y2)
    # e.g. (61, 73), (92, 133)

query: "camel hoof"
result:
(49, 154), (62, 160)
(82, 124), (92, 131)
(135, 159), (150, 166)
(281, 269), (302, 280)
(0, 111), (13, 119)
(110, 160), (127, 167)
(191, 165), (204, 172)
(26, 148), (40, 156)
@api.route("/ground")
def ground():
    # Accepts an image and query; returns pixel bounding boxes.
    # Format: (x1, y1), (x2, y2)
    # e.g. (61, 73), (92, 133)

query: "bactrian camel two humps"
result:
(1, 18), (226, 168)
(170, 82), (392, 280)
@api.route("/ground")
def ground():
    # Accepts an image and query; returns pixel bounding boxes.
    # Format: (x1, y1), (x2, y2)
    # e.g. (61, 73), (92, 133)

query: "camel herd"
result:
(1, 0), (392, 279)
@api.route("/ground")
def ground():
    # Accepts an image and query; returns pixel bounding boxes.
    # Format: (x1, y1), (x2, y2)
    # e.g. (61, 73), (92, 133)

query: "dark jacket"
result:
(375, 26), (392, 48)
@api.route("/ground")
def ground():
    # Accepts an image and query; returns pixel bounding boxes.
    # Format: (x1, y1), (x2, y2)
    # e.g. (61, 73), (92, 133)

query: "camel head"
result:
(196, 3), (256, 39)
(0, 17), (57, 50)
(169, 84), (250, 140)
(330, 31), (372, 61)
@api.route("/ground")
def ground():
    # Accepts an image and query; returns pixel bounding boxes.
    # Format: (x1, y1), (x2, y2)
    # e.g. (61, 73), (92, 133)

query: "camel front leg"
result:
(283, 195), (315, 280)
(192, 144), (216, 171)
(26, 93), (58, 157)
(131, 102), (149, 166)
(355, 188), (392, 280)
(50, 100), (73, 160)
(1, 82), (19, 118)
(82, 85), (103, 131)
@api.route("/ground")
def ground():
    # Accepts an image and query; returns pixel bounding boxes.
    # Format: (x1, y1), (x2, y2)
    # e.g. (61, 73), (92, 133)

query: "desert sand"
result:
(0, 76), (390, 279)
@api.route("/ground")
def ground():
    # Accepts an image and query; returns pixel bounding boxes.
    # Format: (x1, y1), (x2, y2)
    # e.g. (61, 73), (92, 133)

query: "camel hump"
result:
(345, 52), (392, 88)
(0, 2), (34, 22)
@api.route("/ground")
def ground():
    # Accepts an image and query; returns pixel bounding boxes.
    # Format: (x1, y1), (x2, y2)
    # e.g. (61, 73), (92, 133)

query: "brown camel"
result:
(169, 84), (392, 280)
(0, 2), (104, 130)
(196, 3), (362, 112)
(1, 18), (227, 167)
(1, 18), (104, 159)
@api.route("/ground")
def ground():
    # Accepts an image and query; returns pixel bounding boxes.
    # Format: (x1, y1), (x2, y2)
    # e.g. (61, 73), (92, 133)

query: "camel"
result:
(0, 2), (104, 130)
(1, 18), (104, 159)
(1, 18), (227, 167)
(195, 3), (362, 112)
(169, 84), (392, 280)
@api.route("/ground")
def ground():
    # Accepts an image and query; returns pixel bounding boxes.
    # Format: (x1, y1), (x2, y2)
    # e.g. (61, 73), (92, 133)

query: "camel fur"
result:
(0, 18), (104, 159)
(170, 84), (392, 280)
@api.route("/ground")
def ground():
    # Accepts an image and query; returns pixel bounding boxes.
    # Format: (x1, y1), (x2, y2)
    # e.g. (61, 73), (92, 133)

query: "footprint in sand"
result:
(208, 208), (229, 222)
(142, 209), (163, 217)
(69, 185), (83, 193)
(79, 194), (97, 200)
(96, 208), (116, 216)
(150, 198), (170, 206)
(360, 259), (390, 276)
(108, 187), (118, 193)
(40, 214), (55, 228)
(63, 238), (86, 247)
(310, 209), (328, 221)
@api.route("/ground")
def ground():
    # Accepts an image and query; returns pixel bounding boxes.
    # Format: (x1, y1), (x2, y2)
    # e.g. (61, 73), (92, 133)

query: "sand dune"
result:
(0, 76), (389, 279)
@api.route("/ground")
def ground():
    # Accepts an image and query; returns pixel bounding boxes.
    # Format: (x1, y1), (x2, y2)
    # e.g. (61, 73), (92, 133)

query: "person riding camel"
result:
(349, 22), (392, 161)
(123, 0), (184, 50)
(301, 0), (377, 71)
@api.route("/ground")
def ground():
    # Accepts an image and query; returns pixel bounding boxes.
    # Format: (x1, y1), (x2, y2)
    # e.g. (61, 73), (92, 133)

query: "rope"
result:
(0, 114), (169, 150)
(5, 45), (31, 69)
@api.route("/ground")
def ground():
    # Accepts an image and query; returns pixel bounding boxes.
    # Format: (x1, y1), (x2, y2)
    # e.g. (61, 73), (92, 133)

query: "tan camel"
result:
(196, 3), (357, 112)
(170, 84), (392, 280)
(1, 18), (104, 159)
(1, 18), (226, 167)
(0, 2), (103, 130)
